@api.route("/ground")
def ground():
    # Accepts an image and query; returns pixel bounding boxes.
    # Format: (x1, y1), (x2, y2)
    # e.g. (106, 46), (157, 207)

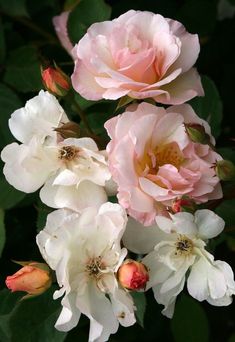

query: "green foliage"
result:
(0, 17), (6, 63)
(0, 178), (25, 210)
(0, 84), (22, 149)
(215, 199), (235, 227)
(131, 292), (146, 328)
(0, 209), (5, 257)
(3, 46), (42, 93)
(171, 294), (209, 342)
(189, 75), (223, 138)
(67, 0), (111, 44)
(64, 0), (81, 11)
(36, 201), (53, 232)
(0, 287), (67, 342)
(0, 0), (29, 17)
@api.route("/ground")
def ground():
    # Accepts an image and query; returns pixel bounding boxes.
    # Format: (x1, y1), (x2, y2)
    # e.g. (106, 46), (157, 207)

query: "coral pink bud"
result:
(117, 260), (149, 290)
(171, 197), (196, 214)
(5, 261), (52, 298)
(41, 66), (70, 97)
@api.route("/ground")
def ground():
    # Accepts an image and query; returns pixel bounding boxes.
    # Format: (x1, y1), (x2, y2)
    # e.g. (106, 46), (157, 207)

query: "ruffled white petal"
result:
(194, 209), (225, 240)
(9, 90), (68, 144)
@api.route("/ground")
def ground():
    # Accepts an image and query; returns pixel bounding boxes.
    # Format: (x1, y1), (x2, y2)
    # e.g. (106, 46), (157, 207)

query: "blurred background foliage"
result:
(0, 0), (235, 341)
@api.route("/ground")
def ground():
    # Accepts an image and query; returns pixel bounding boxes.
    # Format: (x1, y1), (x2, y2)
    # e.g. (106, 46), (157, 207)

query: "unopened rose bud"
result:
(54, 121), (80, 139)
(6, 261), (52, 299)
(171, 197), (196, 214)
(215, 160), (235, 181)
(41, 65), (70, 97)
(185, 123), (211, 145)
(117, 260), (149, 290)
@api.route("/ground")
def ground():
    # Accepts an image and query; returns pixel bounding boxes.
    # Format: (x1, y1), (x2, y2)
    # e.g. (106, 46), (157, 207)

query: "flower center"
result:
(175, 235), (193, 256)
(58, 146), (77, 161)
(154, 143), (184, 170)
(136, 142), (185, 182)
(86, 257), (105, 278)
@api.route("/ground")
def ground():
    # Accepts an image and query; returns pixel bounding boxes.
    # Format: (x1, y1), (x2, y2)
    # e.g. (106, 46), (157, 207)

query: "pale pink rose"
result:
(71, 10), (204, 104)
(53, 11), (74, 56)
(105, 102), (222, 226)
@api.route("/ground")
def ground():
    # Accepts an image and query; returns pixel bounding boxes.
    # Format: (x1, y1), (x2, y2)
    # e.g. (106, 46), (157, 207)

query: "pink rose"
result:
(105, 102), (222, 226)
(53, 11), (74, 56)
(72, 10), (204, 104)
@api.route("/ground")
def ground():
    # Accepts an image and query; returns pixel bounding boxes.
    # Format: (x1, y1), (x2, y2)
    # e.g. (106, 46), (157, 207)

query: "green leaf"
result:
(171, 294), (209, 342)
(4, 45), (42, 93)
(0, 17), (6, 63)
(36, 201), (53, 232)
(226, 236), (235, 252)
(228, 333), (235, 342)
(0, 83), (22, 149)
(0, 178), (25, 210)
(217, 148), (235, 164)
(0, 209), (5, 257)
(64, 0), (81, 11)
(74, 93), (94, 111)
(116, 96), (133, 111)
(215, 199), (235, 227)
(189, 75), (223, 138)
(131, 292), (146, 328)
(67, 0), (111, 45)
(82, 111), (112, 136)
(0, 0), (29, 17)
(0, 287), (67, 342)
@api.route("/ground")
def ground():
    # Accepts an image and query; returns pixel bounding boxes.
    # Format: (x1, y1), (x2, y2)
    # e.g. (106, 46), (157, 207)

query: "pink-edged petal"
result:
(155, 68), (204, 105)
(53, 11), (74, 56)
(71, 60), (104, 100)
(168, 19), (200, 73)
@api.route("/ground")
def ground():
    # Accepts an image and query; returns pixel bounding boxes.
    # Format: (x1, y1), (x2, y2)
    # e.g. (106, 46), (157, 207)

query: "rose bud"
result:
(185, 123), (211, 145)
(171, 197), (197, 214)
(54, 121), (80, 139)
(117, 260), (149, 290)
(215, 160), (235, 181)
(5, 261), (52, 299)
(41, 65), (70, 97)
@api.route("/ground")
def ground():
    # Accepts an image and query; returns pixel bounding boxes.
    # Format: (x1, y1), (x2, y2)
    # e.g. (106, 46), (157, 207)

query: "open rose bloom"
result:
(72, 10), (204, 103)
(105, 102), (222, 225)
(123, 210), (235, 318)
(36, 203), (136, 341)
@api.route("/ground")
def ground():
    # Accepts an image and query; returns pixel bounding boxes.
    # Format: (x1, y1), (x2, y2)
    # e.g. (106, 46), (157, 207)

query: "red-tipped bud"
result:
(215, 160), (235, 181)
(6, 261), (52, 299)
(171, 197), (197, 214)
(41, 66), (70, 97)
(117, 260), (149, 290)
(54, 121), (80, 139)
(185, 123), (211, 145)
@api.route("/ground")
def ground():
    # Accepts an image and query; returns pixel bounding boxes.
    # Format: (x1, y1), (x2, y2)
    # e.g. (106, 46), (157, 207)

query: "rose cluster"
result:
(2, 9), (235, 342)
